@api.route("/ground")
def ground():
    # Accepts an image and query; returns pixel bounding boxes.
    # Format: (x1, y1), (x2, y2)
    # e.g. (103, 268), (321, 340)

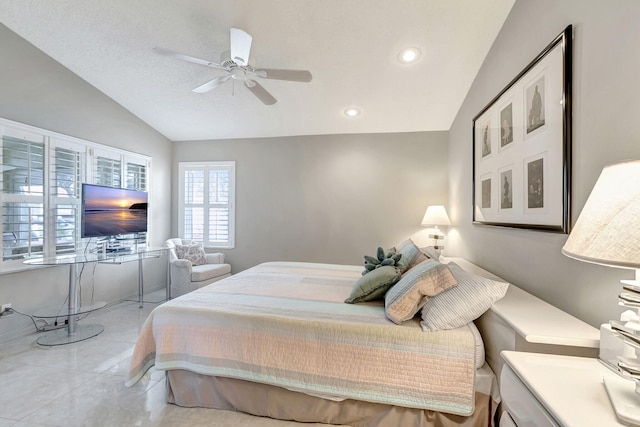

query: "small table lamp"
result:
(561, 159), (640, 425)
(421, 205), (451, 250)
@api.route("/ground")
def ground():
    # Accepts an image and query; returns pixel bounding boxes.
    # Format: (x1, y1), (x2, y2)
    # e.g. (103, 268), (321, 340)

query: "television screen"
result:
(81, 184), (148, 238)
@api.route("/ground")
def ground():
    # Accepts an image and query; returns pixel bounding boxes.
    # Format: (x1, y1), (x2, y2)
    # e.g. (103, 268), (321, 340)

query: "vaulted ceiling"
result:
(0, 0), (514, 141)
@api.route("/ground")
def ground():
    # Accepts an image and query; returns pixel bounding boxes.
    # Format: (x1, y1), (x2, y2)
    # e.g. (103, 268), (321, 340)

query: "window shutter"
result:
(126, 161), (147, 191)
(95, 156), (121, 188)
(51, 146), (82, 254)
(179, 162), (235, 248)
(1, 135), (45, 259)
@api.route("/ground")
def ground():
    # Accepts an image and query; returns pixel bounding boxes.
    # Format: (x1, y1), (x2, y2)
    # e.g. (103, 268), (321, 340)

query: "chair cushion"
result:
(191, 263), (231, 282)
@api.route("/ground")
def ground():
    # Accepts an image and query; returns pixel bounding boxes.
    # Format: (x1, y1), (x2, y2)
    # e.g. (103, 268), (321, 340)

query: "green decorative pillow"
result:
(345, 265), (402, 304)
(362, 246), (402, 275)
(385, 260), (457, 324)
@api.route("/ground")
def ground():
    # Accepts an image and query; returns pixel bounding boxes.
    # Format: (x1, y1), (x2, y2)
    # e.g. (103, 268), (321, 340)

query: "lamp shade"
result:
(562, 160), (640, 269)
(421, 205), (451, 227)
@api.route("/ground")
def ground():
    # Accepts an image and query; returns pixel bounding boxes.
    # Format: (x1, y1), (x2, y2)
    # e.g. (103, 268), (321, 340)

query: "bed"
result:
(127, 257), (512, 426)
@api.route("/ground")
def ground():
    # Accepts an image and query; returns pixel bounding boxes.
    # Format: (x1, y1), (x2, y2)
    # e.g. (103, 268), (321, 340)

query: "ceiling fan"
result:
(154, 28), (312, 105)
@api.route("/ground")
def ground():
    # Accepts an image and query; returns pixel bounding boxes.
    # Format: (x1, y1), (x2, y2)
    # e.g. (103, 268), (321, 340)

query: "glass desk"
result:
(23, 247), (168, 346)
(98, 248), (169, 307)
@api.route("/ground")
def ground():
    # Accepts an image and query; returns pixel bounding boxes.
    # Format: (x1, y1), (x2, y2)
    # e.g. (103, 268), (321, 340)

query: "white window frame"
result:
(178, 161), (235, 249)
(49, 136), (85, 255)
(0, 118), (151, 267)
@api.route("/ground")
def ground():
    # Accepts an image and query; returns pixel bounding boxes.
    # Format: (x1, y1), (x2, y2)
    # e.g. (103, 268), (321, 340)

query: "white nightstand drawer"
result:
(500, 364), (559, 427)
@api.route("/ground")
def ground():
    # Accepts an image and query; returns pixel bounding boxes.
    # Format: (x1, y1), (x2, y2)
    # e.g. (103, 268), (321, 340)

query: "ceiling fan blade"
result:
(192, 75), (233, 93)
(229, 28), (252, 66)
(153, 47), (225, 70)
(244, 80), (277, 105)
(255, 69), (313, 82)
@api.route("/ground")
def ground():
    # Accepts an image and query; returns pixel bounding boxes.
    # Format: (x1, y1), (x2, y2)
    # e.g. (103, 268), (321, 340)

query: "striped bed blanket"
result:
(126, 262), (478, 416)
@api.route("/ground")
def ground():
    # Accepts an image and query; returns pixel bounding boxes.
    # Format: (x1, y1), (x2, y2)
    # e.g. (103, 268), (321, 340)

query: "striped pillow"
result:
(420, 262), (509, 331)
(395, 239), (429, 273)
(384, 260), (457, 324)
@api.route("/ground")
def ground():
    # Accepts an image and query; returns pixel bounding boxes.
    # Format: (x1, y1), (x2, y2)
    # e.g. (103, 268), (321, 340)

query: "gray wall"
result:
(0, 25), (173, 339)
(448, 0), (640, 327)
(173, 132), (449, 273)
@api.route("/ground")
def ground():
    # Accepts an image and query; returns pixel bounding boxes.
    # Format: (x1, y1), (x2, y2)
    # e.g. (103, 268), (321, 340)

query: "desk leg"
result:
(138, 256), (144, 308)
(68, 263), (77, 334)
(36, 264), (104, 346)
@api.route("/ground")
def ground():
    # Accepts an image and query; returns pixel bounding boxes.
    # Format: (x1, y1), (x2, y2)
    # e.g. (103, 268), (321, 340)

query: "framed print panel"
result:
(472, 25), (572, 233)
(498, 165), (515, 212)
(523, 152), (552, 216)
(480, 172), (493, 212)
(499, 100), (514, 150)
(525, 73), (546, 136)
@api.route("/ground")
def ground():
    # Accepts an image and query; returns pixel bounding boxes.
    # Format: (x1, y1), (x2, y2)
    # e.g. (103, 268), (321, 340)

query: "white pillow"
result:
(420, 246), (441, 261)
(420, 262), (509, 331)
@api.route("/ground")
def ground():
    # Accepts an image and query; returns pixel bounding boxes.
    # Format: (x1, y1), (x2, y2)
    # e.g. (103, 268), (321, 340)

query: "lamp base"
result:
(428, 234), (445, 250)
(604, 374), (640, 426)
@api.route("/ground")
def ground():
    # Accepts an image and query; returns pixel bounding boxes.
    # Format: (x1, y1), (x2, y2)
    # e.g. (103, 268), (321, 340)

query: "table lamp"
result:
(561, 159), (640, 425)
(421, 205), (451, 250)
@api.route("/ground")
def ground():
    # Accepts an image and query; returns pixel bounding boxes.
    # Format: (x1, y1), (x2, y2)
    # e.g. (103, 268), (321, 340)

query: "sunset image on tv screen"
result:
(82, 184), (148, 238)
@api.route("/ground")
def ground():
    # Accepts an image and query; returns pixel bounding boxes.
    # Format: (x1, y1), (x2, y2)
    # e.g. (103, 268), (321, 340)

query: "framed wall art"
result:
(472, 25), (572, 233)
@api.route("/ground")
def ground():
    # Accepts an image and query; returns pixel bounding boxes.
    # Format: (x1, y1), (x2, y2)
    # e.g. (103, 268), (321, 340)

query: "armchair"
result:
(166, 238), (231, 298)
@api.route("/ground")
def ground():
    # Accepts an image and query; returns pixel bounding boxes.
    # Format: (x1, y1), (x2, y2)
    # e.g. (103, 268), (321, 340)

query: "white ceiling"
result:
(0, 0), (514, 142)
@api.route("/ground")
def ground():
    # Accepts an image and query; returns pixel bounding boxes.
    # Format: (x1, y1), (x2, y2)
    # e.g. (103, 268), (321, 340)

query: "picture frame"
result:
(472, 25), (572, 233)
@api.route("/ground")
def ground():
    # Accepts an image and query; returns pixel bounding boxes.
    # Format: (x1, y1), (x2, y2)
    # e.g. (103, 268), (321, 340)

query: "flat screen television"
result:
(81, 183), (148, 238)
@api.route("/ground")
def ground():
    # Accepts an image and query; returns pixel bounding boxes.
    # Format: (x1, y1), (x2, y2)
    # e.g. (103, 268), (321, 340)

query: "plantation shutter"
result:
(179, 162), (235, 248)
(1, 134), (45, 259)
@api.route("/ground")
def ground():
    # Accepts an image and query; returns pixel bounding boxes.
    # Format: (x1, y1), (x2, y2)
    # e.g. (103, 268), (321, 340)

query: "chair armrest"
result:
(171, 258), (192, 269)
(169, 258), (193, 291)
(205, 253), (225, 264)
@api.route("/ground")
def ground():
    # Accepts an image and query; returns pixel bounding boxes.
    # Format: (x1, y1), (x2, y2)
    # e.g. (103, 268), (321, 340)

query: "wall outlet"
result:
(0, 303), (12, 315)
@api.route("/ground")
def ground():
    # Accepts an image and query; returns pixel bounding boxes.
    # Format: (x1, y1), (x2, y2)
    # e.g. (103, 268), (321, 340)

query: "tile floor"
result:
(0, 291), (332, 427)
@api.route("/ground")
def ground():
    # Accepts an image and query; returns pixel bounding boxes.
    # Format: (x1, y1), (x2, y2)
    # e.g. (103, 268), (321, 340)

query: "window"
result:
(1, 131), (45, 259)
(179, 161), (235, 248)
(0, 118), (151, 264)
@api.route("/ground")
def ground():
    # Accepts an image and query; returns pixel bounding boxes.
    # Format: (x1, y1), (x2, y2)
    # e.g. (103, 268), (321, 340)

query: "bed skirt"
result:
(166, 363), (499, 427)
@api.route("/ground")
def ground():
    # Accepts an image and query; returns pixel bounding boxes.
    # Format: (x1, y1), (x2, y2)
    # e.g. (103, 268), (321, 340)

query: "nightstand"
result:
(500, 351), (630, 426)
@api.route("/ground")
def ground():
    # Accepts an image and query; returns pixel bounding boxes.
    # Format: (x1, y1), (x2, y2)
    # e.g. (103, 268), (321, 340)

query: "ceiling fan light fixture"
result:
(398, 47), (421, 64)
(344, 107), (361, 117)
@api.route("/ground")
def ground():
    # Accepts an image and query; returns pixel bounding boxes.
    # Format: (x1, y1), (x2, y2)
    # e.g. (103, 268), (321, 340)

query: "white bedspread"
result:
(127, 262), (480, 416)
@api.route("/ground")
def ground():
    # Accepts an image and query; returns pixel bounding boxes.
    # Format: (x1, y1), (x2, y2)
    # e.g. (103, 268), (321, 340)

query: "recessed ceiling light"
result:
(398, 47), (421, 64)
(344, 107), (361, 117)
